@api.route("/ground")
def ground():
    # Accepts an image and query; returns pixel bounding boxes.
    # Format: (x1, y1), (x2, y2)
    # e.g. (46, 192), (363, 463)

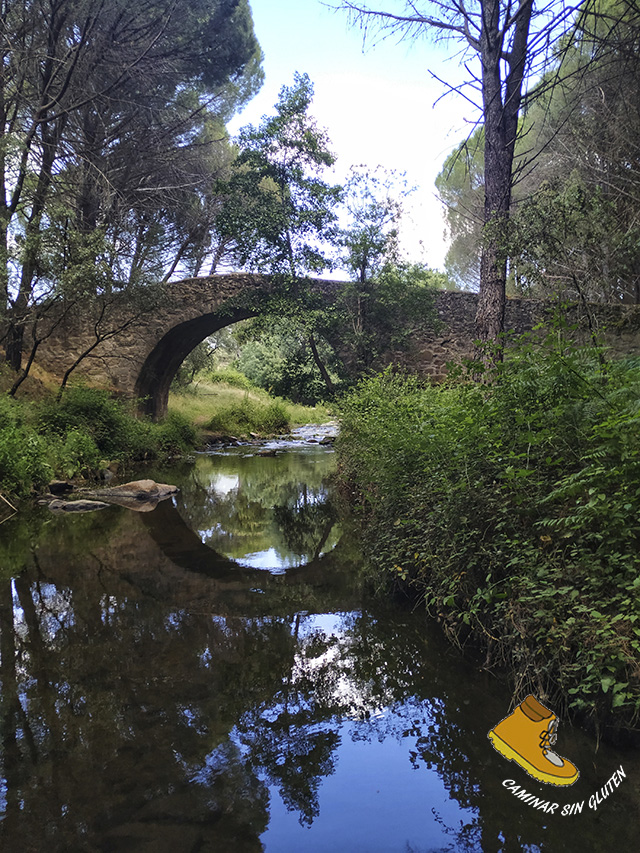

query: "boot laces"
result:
(539, 718), (564, 766)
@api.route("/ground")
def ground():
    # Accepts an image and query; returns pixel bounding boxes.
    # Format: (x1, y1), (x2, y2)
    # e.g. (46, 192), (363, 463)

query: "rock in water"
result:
(48, 499), (111, 513)
(48, 480), (74, 495)
(84, 480), (179, 500)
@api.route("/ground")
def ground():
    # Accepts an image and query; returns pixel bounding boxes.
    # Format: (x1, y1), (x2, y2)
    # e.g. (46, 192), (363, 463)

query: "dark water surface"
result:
(0, 431), (638, 852)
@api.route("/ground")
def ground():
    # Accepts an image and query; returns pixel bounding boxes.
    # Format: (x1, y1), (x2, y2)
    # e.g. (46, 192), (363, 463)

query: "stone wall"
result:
(393, 292), (640, 379)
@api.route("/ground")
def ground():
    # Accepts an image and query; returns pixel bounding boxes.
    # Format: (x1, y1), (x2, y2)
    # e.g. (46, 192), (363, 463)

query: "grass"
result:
(0, 386), (199, 498)
(0, 368), (331, 498)
(169, 378), (332, 437)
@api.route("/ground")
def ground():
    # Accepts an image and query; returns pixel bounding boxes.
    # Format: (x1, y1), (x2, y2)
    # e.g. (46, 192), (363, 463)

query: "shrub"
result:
(57, 429), (102, 478)
(0, 425), (51, 495)
(155, 411), (199, 452)
(206, 366), (257, 390)
(38, 387), (146, 458)
(204, 396), (290, 436)
(337, 342), (640, 727)
(0, 387), (200, 497)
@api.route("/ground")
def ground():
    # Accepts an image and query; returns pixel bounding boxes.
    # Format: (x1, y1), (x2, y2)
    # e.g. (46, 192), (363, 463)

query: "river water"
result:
(0, 428), (638, 852)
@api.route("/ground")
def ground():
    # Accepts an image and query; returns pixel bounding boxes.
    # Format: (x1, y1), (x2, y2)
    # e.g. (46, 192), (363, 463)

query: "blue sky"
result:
(228, 0), (476, 271)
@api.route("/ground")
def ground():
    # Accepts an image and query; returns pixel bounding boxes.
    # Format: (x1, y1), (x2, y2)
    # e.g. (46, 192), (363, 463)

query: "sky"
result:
(227, 0), (479, 272)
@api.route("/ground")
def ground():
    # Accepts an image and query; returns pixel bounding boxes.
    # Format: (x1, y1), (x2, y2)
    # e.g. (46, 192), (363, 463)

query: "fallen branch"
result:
(0, 492), (18, 514)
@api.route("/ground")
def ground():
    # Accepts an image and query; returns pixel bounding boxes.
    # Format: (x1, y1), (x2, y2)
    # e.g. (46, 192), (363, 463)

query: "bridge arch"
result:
(135, 305), (257, 420)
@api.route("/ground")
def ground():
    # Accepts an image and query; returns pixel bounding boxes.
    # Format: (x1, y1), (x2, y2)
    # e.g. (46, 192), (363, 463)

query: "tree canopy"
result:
(1, 0), (263, 373)
(435, 0), (640, 304)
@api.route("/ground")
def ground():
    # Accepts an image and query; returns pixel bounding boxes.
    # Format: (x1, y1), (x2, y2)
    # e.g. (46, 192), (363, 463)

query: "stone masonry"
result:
(31, 274), (640, 419)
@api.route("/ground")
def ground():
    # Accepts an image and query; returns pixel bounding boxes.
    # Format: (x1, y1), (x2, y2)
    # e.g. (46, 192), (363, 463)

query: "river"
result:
(0, 427), (637, 852)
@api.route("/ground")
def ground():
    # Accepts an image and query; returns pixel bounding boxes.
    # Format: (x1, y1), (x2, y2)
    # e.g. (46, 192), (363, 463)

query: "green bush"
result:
(338, 341), (640, 726)
(57, 429), (102, 479)
(155, 411), (199, 452)
(38, 387), (148, 458)
(0, 398), (50, 494)
(0, 388), (199, 497)
(206, 366), (257, 390)
(204, 396), (290, 436)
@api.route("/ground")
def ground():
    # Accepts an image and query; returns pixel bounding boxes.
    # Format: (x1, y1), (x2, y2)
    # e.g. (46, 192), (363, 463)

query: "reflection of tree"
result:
(0, 559), (291, 850)
(235, 614), (346, 825)
(273, 485), (337, 560)
(239, 708), (340, 826)
(178, 450), (340, 566)
(0, 493), (637, 852)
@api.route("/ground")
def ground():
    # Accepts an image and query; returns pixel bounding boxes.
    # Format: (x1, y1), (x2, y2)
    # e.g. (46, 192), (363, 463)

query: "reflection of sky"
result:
(185, 446), (340, 572)
(209, 474), (239, 496)
(238, 547), (299, 573)
(215, 610), (480, 853)
(12, 580), (75, 643)
(199, 523), (227, 543)
(261, 716), (477, 853)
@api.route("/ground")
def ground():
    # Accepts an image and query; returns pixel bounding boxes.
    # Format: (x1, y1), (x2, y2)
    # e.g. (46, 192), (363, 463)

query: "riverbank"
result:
(0, 376), (330, 501)
(336, 341), (640, 738)
(168, 373), (331, 440)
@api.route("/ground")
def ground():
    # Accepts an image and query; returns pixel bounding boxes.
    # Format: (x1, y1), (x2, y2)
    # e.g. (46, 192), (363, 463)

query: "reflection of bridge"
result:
(32, 273), (640, 419)
(33, 497), (362, 618)
(141, 497), (358, 615)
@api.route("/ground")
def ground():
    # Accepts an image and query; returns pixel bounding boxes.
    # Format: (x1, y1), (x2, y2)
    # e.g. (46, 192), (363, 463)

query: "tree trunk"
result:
(308, 331), (334, 396)
(475, 0), (533, 355)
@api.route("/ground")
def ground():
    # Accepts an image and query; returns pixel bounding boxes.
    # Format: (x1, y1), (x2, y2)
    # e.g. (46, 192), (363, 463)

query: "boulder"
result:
(84, 479), (179, 500)
(48, 480), (74, 495)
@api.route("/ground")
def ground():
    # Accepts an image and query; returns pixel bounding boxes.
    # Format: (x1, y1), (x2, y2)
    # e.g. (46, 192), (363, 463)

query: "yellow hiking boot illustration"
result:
(488, 694), (579, 786)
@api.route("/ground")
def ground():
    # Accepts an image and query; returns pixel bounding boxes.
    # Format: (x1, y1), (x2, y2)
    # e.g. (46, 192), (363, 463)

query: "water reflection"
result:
(0, 447), (637, 852)
(175, 447), (340, 572)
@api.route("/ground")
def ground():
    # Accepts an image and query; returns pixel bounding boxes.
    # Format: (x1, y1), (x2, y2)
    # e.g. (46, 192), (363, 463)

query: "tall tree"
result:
(436, 1), (640, 304)
(216, 73), (342, 394)
(217, 72), (341, 278)
(510, 0), (640, 302)
(335, 1), (584, 351)
(435, 129), (484, 291)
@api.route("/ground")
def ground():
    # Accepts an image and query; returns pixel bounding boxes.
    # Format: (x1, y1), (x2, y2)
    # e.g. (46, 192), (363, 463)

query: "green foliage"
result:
(204, 396), (291, 436)
(172, 341), (219, 389)
(338, 339), (640, 726)
(217, 72), (340, 277)
(154, 411), (199, 453)
(38, 388), (150, 460)
(56, 430), (102, 479)
(337, 165), (409, 281)
(206, 366), (256, 390)
(0, 398), (51, 494)
(237, 327), (340, 405)
(331, 262), (445, 373)
(435, 128), (484, 291)
(168, 377), (330, 431)
(0, 388), (199, 497)
(2, 0), (264, 326)
(509, 173), (640, 301)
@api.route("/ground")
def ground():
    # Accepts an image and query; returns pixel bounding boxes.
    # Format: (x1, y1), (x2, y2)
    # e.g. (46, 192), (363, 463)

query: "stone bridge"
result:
(32, 273), (640, 418)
